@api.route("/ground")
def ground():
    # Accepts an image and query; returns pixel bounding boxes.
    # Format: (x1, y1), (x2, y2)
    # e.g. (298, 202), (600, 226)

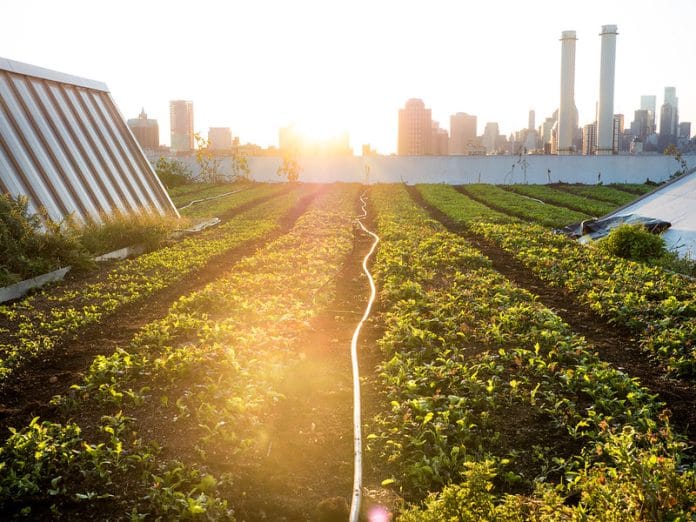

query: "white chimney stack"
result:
(596, 25), (618, 155)
(558, 30), (578, 155)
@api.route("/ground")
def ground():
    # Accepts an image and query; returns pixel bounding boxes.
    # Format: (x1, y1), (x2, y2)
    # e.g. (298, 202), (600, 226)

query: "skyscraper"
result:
(127, 108), (159, 150)
(449, 112), (477, 155)
(528, 110), (535, 131)
(630, 109), (650, 139)
(170, 100), (194, 153)
(640, 95), (656, 134)
(558, 30), (578, 155)
(482, 122), (499, 154)
(208, 127), (233, 151)
(398, 99), (433, 155)
(431, 122), (449, 155)
(659, 87), (678, 150)
(582, 122), (597, 155)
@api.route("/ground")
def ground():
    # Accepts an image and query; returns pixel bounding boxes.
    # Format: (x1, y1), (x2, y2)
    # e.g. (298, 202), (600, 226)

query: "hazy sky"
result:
(2, 0), (694, 154)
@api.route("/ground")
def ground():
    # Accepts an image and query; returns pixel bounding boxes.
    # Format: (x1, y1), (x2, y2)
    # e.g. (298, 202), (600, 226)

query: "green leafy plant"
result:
(154, 157), (193, 188)
(0, 193), (91, 286)
(598, 224), (667, 262)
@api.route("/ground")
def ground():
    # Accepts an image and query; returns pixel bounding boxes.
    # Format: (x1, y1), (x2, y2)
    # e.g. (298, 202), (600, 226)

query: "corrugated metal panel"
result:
(0, 56), (178, 222)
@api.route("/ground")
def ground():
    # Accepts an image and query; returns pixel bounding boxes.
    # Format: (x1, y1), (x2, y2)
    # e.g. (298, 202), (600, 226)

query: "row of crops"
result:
(0, 184), (309, 384)
(417, 184), (696, 377)
(0, 184), (360, 517)
(367, 184), (694, 518)
(2, 180), (693, 519)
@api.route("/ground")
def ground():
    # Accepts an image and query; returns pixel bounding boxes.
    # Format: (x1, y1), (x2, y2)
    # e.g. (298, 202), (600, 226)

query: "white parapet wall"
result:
(152, 154), (694, 185)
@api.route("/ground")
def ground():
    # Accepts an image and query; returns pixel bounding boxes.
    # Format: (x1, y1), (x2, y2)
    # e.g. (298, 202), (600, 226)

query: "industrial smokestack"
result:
(596, 25), (618, 155)
(558, 30), (578, 155)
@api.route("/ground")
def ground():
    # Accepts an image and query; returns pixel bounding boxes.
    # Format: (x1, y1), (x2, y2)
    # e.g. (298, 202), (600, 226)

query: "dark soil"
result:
(0, 188), (322, 436)
(408, 186), (696, 446)
(4, 187), (393, 521)
(208, 190), (390, 521)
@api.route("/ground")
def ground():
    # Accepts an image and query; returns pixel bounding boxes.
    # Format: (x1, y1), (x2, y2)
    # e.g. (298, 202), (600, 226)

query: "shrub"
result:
(0, 194), (90, 286)
(154, 157), (193, 188)
(598, 224), (666, 262)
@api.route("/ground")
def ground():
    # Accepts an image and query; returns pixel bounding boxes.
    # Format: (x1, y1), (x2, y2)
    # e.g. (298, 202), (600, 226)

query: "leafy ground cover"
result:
(175, 183), (285, 220)
(418, 184), (696, 377)
(609, 182), (660, 196)
(503, 184), (616, 217)
(551, 184), (639, 206)
(476, 221), (696, 377)
(0, 184), (362, 519)
(167, 182), (252, 208)
(0, 186), (312, 386)
(369, 184), (695, 519)
(458, 184), (589, 227)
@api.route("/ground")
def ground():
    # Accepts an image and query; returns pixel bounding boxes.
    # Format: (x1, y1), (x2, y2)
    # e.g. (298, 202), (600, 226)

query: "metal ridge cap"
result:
(0, 56), (109, 92)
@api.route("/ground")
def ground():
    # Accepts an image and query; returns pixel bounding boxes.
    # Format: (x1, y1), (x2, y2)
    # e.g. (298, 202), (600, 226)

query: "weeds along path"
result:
(0, 184), (371, 519)
(408, 185), (696, 444)
(0, 186), (322, 434)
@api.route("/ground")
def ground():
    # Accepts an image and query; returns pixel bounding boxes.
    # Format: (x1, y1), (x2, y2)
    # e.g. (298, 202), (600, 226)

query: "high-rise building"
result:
(398, 98), (433, 155)
(170, 100), (194, 153)
(596, 25), (618, 155)
(630, 109), (650, 139)
(659, 87), (679, 150)
(582, 122), (597, 155)
(528, 110), (536, 132)
(127, 108), (159, 150)
(676, 121), (691, 149)
(449, 112), (477, 155)
(679, 122), (691, 140)
(540, 115), (556, 152)
(482, 122), (499, 154)
(640, 95), (656, 134)
(431, 122), (449, 155)
(208, 127), (233, 151)
(558, 30), (578, 155)
(613, 114), (623, 154)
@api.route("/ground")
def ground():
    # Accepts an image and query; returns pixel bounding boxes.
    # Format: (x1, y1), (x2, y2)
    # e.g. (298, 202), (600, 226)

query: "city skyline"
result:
(2, 0), (695, 154)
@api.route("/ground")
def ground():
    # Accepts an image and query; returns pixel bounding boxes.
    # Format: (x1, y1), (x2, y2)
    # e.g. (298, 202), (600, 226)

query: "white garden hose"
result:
(176, 189), (244, 210)
(349, 192), (380, 522)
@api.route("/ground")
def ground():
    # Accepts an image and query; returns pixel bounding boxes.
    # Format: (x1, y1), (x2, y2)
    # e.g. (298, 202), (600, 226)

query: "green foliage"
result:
(504, 184), (616, 217)
(230, 146), (251, 182)
(0, 187), (307, 384)
(473, 221), (696, 376)
(154, 157), (193, 188)
(459, 184), (589, 227)
(77, 211), (183, 255)
(598, 224), (667, 262)
(421, 183), (696, 375)
(664, 144), (688, 179)
(3, 185), (359, 517)
(0, 193), (91, 286)
(417, 184), (514, 224)
(370, 184), (694, 519)
(552, 184), (638, 206)
(194, 134), (224, 183)
(277, 153), (301, 182)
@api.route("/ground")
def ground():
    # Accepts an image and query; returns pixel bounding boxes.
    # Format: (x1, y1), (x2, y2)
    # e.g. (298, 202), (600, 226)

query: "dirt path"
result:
(218, 193), (386, 522)
(0, 189), (321, 435)
(408, 186), (696, 446)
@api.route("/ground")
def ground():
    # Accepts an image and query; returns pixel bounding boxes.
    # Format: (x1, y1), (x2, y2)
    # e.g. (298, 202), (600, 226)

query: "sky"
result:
(1, 0), (695, 154)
